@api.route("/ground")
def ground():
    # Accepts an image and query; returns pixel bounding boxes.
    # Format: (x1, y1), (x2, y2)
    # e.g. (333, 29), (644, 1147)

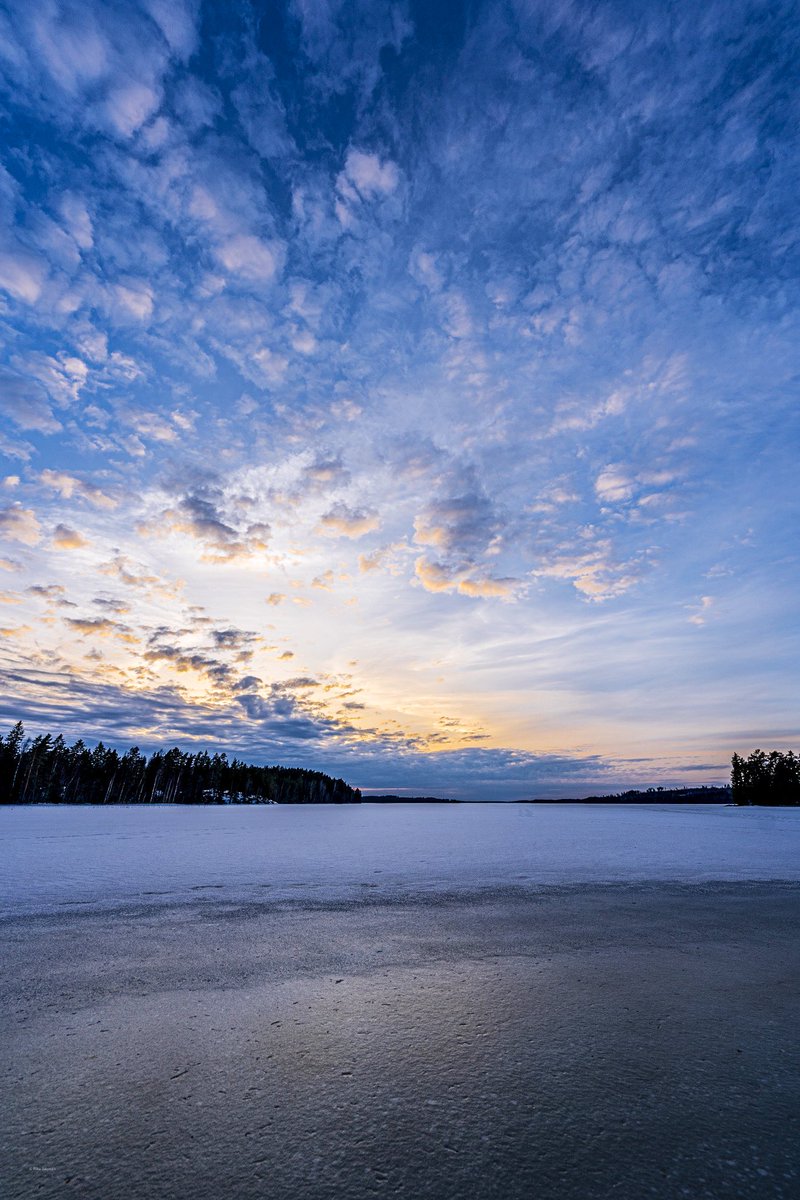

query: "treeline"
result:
(731, 750), (800, 806)
(0, 723), (360, 805)
(522, 786), (732, 804)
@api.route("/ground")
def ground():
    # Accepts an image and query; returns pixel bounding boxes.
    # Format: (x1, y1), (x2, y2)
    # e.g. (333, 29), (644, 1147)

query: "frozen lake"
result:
(2, 802), (799, 916)
(4, 806), (800, 1200)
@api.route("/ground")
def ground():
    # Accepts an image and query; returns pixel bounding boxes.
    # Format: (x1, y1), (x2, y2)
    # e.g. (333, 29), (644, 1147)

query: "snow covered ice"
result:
(3, 802), (799, 916)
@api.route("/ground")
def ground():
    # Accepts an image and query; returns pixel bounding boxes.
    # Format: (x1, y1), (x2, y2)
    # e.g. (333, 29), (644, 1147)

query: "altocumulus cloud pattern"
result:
(0, 0), (797, 797)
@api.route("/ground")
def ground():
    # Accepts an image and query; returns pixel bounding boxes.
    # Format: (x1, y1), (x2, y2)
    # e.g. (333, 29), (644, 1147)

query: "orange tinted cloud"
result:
(52, 524), (88, 550)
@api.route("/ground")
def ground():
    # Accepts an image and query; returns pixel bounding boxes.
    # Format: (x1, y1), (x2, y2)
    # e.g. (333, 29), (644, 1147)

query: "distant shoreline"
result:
(353, 786), (734, 804)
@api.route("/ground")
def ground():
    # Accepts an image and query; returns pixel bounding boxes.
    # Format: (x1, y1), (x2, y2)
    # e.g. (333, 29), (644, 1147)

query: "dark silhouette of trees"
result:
(731, 750), (800, 806)
(0, 723), (360, 805)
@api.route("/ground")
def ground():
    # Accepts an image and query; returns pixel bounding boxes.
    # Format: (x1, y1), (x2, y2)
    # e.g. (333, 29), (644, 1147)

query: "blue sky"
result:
(0, 0), (797, 797)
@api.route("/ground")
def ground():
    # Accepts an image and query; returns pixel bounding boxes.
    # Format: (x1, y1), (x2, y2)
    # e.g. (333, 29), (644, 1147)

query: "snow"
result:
(2, 802), (799, 916)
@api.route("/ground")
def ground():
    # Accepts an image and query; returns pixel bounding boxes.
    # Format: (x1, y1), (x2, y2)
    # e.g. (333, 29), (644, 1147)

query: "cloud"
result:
(28, 584), (65, 599)
(12, 352), (89, 409)
(350, 746), (618, 801)
(334, 148), (402, 227)
(413, 557), (461, 593)
(409, 480), (519, 598)
(99, 554), (182, 597)
(457, 576), (519, 599)
(688, 595), (715, 626)
(5, 0), (198, 144)
(59, 193), (93, 250)
(92, 596), (129, 614)
(341, 149), (400, 199)
(52, 524), (88, 550)
(534, 539), (645, 602)
(39, 469), (117, 509)
(413, 490), (500, 556)
(440, 291), (473, 339)
(214, 235), (283, 283)
(65, 616), (121, 637)
(210, 627), (257, 650)
(142, 0), (198, 60)
(143, 644), (231, 682)
(0, 369), (61, 433)
(174, 75), (221, 131)
(303, 455), (351, 490)
(317, 502), (380, 539)
(143, 492), (271, 562)
(358, 549), (385, 573)
(280, 677), (317, 691)
(0, 505), (41, 545)
(595, 465), (635, 504)
(0, 249), (47, 304)
(410, 249), (445, 293)
(116, 407), (183, 444)
(414, 556), (519, 600)
(248, 346), (289, 386)
(0, 433), (35, 462)
(112, 280), (154, 322)
(106, 80), (161, 137)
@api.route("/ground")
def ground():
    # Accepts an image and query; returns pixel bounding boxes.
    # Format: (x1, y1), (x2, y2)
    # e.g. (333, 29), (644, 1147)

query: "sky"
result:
(0, 0), (797, 798)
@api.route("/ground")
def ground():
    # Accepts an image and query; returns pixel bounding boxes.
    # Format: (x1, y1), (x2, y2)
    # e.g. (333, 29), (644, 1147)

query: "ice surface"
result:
(2, 802), (799, 916)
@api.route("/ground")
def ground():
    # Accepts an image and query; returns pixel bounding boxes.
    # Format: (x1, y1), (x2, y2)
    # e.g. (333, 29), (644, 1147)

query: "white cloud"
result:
(39, 469), (116, 509)
(120, 408), (179, 443)
(251, 346), (289, 385)
(215, 235), (283, 283)
(410, 249), (445, 293)
(441, 291), (473, 339)
(13, 351), (88, 408)
(30, 6), (111, 95)
(113, 280), (154, 322)
(291, 327), (317, 354)
(343, 149), (399, 198)
(534, 539), (644, 602)
(72, 325), (108, 362)
(142, 0), (198, 60)
(106, 80), (161, 137)
(688, 595), (714, 626)
(595, 465), (635, 504)
(318, 503), (381, 539)
(414, 556), (519, 599)
(0, 505), (41, 545)
(0, 250), (46, 304)
(0, 370), (61, 433)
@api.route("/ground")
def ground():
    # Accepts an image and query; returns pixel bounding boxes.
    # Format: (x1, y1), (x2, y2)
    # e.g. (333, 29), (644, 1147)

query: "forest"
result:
(731, 749), (800, 805)
(0, 723), (360, 805)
